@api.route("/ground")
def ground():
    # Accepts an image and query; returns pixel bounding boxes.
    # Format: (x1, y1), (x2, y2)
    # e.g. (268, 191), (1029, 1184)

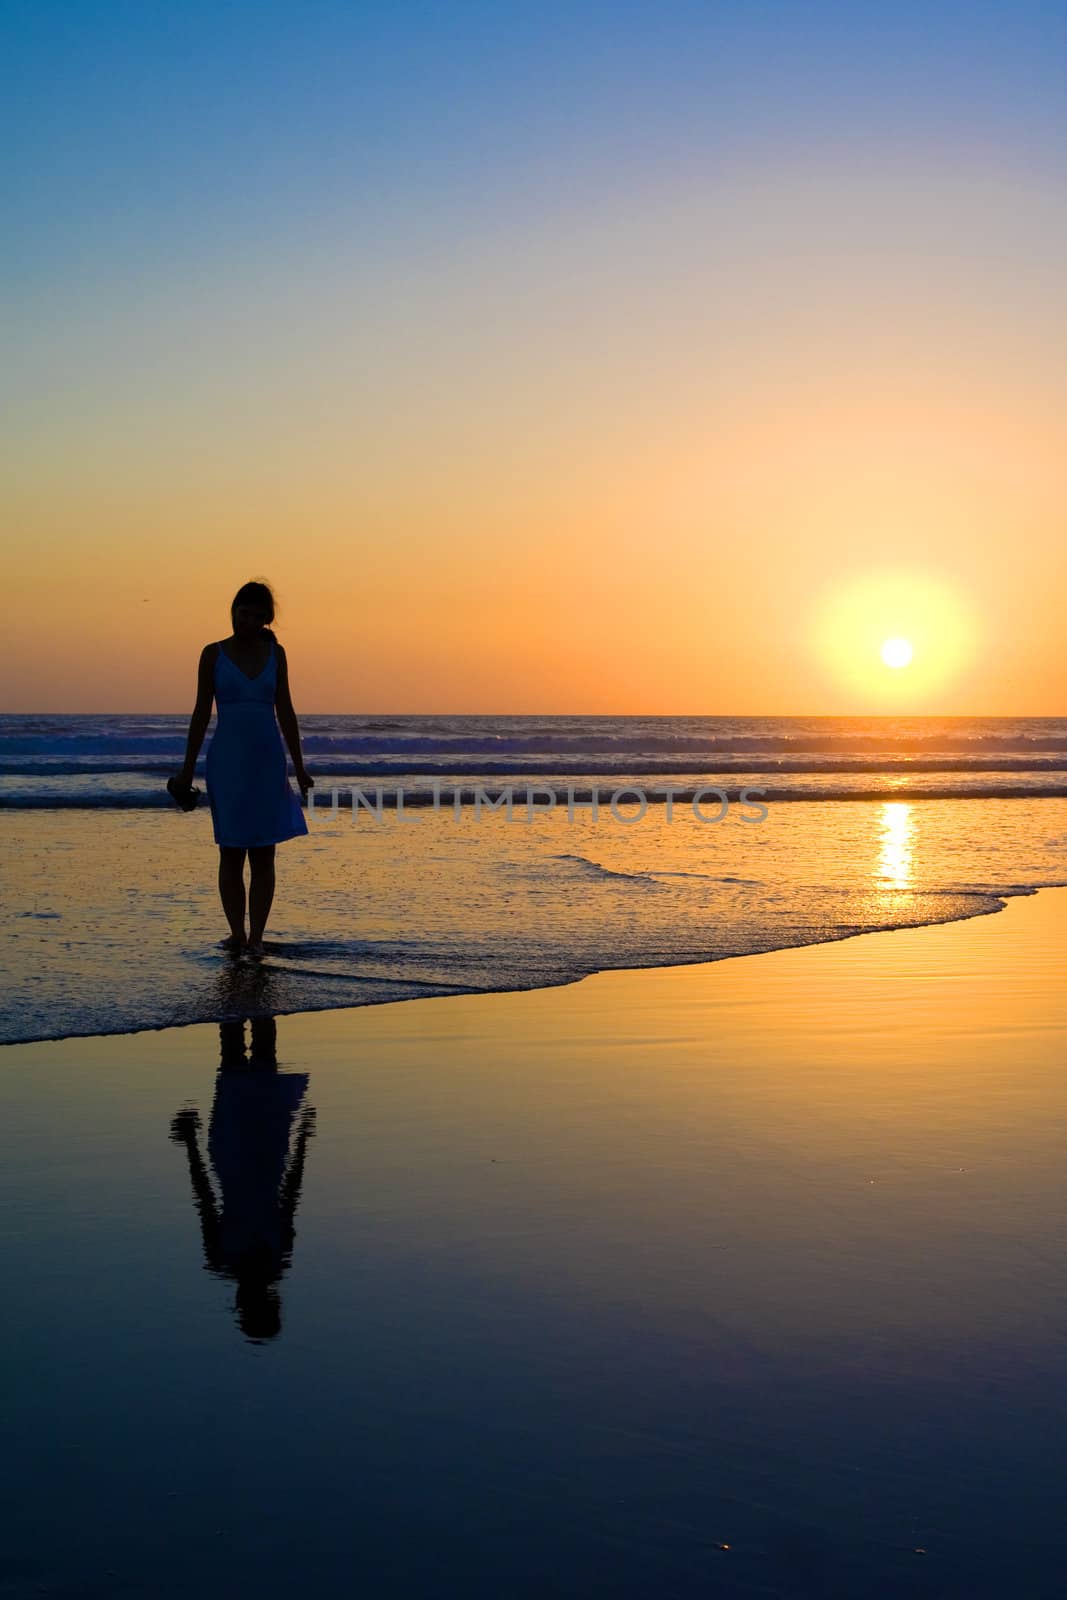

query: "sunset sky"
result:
(4, 1), (1065, 714)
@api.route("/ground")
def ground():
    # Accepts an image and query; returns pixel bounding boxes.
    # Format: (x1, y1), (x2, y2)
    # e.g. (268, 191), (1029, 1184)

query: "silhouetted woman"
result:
(174, 580), (313, 958)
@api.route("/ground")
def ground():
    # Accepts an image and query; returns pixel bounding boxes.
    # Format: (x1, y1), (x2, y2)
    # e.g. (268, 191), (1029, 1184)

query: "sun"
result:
(812, 569), (976, 706)
(881, 636), (913, 670)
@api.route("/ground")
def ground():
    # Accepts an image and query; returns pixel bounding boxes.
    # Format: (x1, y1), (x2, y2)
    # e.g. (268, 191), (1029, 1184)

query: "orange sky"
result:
(5, 40), (1066, 713)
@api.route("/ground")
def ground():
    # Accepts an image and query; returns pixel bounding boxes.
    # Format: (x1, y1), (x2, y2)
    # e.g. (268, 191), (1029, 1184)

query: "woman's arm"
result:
(169, 1108), (223, 1271)
(279, 1105), (317, 1237)
(274, 644), (313, 797)
(178, 645), (216, 784)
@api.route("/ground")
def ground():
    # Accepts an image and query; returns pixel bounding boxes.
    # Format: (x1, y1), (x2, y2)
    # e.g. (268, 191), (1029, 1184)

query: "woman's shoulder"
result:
(198, 641), (225, 674)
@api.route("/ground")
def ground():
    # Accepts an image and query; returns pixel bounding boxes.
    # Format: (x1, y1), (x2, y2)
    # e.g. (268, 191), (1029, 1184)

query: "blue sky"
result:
(5, 0), (1065, 290)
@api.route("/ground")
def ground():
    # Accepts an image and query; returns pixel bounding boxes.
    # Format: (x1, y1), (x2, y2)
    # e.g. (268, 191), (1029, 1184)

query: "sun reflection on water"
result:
(878, 801), (914, 889)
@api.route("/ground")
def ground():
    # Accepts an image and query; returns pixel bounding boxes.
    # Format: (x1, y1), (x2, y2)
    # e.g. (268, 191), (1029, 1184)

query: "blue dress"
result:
(205, 638), (308, 849)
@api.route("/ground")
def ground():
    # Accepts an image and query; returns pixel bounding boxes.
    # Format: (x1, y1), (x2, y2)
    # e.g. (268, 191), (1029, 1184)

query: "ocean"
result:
(6, 712), (1067, 805)
(3, 713), (1067, 1046)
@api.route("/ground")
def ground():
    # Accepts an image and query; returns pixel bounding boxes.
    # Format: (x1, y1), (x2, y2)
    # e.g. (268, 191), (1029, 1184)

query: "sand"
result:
(2, 888), (1066, 1597)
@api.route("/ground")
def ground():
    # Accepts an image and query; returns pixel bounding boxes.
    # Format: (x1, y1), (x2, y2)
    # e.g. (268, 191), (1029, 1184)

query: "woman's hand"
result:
(295, 766), (314, 801)
(167, 773), (199, 812)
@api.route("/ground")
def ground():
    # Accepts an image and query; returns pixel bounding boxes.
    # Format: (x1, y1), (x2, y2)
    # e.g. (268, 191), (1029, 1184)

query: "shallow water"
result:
(3, 796), (1067, 1044)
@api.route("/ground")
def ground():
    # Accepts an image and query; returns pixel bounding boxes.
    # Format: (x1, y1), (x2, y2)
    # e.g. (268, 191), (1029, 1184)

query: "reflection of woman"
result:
(170, 1017), (315, 1342)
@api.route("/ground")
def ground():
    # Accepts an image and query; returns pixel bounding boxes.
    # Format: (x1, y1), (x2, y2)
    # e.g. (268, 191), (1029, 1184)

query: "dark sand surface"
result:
(3, 889), (1066, 1597)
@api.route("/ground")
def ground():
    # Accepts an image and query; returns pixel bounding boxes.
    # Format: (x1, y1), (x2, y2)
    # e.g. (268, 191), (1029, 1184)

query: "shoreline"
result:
(6, 792), (1066, 1052)
(4, 876), (1063, 1054)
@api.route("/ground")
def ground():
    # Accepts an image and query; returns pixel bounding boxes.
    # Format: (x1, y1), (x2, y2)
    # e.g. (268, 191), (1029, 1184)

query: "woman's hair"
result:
(230, 580), (277, 640)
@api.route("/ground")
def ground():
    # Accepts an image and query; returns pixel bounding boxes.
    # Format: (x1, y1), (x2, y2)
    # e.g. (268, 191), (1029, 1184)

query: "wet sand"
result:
(2, 888), (1066, 1597)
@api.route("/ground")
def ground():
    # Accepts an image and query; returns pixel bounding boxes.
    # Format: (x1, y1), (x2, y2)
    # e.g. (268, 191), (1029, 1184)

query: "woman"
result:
(174, 580), (313, 958)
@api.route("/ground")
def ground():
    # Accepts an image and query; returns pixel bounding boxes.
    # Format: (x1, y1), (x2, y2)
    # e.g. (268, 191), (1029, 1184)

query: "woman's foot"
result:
(221, 933), (246, 955)
(244, 939), (266, 961)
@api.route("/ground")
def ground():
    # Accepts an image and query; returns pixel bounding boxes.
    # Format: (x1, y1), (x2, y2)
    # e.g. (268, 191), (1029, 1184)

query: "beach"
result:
(3, 885), (1066, 1597)
(9, 0), (1066, 1588)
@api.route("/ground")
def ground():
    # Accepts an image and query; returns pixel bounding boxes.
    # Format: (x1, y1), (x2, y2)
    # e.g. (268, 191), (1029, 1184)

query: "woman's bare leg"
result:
(247, 844), (276, 950)
(218, 846), (247, 945)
